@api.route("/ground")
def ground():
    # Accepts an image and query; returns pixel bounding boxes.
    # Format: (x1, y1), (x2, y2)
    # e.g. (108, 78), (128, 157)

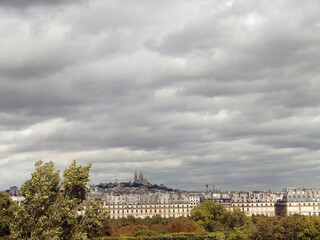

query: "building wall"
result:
(275, 202), (287, 216)
(89, 187), (320, 218)
(189, 195), (201, 208)
(275, 188), (320, 216)
(106, 203), (193, 219)
(103, 192), (200, 219)
(227, 191), (279, 216)
(276, 201), (320, 216)
(231, 202), (275, 216)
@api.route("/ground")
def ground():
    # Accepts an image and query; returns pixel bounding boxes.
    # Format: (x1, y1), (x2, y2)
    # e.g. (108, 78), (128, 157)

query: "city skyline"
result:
(2, 168), (317, 193)
(1, 0), (320, 191)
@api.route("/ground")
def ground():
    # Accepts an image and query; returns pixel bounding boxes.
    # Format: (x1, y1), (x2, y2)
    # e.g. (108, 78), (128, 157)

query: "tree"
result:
(251, 215), (307, 240)
(11, 160), (108, 240)
(251, 215), (275, 240)
(0, 192), (16, 237)
(276, 214), (306, 240)
(190, 200), (253, 239)
(190, 200), (227, 232)
(298, 215), (320, 240)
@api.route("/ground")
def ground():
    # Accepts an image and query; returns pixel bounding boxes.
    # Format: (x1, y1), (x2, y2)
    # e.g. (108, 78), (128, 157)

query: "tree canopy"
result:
(0, 191), (15, 237)
(190, 200), (253, 239)
(10, 160), (108, 240)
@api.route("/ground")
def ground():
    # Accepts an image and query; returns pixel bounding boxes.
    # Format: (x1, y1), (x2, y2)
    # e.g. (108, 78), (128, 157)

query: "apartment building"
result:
(275, 188), (320, 216)
(104, 192), (199, 219)
(230, 191), (281, 216)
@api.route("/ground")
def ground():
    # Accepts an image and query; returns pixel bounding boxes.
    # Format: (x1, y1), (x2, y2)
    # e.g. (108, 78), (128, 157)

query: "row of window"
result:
(233, 203), (274, 207)
(295, 207), (320, 211)
(289, 191), (319, 195)
(110, 213), (190, 219)
(288, 202), (320, 206)
(244, 208), (274, 212)
(109, 208), (190, 214)
(288, 212), (320, 216)
(233, 199), (274, 203)
(249, 213), (273, 216)
(288, 195), (320, 199)
(106, 204), (190, 209)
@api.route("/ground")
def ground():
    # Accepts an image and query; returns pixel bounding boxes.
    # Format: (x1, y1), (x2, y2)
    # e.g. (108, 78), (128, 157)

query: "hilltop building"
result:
(134, 170), (148, 185)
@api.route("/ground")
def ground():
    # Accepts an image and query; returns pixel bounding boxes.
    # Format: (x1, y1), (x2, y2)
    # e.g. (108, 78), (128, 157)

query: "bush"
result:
(150, 224), (166, 233)
(207, 232), (226, 240)
(134, 229), (157, 237)
(149, 234), (174, 240)
(117, 224), (149, 234)
(166, 218), (203, 233)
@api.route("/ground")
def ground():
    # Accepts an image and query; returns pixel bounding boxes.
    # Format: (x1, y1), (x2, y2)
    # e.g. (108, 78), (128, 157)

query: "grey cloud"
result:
(0, 0), (83, 9)
(1, 0), (320, 191)
(148, 0), (320, 85)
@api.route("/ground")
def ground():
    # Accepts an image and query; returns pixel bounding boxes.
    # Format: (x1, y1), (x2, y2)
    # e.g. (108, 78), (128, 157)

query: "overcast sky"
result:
(0, 0), (320, 191)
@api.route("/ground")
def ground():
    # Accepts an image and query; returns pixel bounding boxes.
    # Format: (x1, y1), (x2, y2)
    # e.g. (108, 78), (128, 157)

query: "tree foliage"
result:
(190, 200), (253, 239)
(299, 215), (320, 240)
(251, 214), (308, 240)
(165, 218), (203, 233)
(10, 160), (108, 240)
(8, 162), (320, 239)
(190, 200), (227, 232)
(0, 192), (16, 237)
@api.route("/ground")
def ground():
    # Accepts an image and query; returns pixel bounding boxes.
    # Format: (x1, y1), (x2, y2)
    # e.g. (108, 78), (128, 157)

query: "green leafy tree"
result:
(11, 160), (108, 240)
(298, 215), (320, 240)
(251, 215), (306, 240)
(222, 209), (252, 239)
(251, 215), (275, 240)
(227, 227), (251, 240)
(276, 215), (306, 240)
(190, 200), (227, 232)
(0, 192), (16, 237)
(191, 201), (253, 239)
(222, 209), (251, 230)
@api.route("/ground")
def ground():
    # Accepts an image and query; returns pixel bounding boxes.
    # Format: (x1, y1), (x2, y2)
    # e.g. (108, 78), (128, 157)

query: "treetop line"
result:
(2, 161), (320, 240)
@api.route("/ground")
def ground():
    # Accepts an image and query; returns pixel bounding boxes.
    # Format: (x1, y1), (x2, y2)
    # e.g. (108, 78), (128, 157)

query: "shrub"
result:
(207, 232), (226, 240)
(134, 229), (157, 237)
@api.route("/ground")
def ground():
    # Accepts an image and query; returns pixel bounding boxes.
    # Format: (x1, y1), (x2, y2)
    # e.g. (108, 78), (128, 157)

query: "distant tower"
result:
(143, 177), (148, 185)
(139, 170), (144, 183)
(134, 170), (138, 183)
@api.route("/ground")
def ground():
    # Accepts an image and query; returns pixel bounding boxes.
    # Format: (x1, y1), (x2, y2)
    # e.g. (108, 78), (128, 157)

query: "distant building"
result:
(189, 194), (201, 208)
(87, 191), (108, 201)
(10, 196), (25, 206)
(9, 186), (20, 196)
(5, 186), (25, 206)
(134, 170), (148, 185)
(230, 191), (281, 216)
(275, 188), (320, 216)
(88, 172), (320, 218)
(209, 191), (232, 208)
(104, 192), (199, 219)
(201, 190), (281, 216)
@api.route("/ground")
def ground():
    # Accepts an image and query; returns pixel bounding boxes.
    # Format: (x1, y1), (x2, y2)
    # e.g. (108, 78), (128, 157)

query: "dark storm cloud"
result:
(1, 0), (320, 191)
